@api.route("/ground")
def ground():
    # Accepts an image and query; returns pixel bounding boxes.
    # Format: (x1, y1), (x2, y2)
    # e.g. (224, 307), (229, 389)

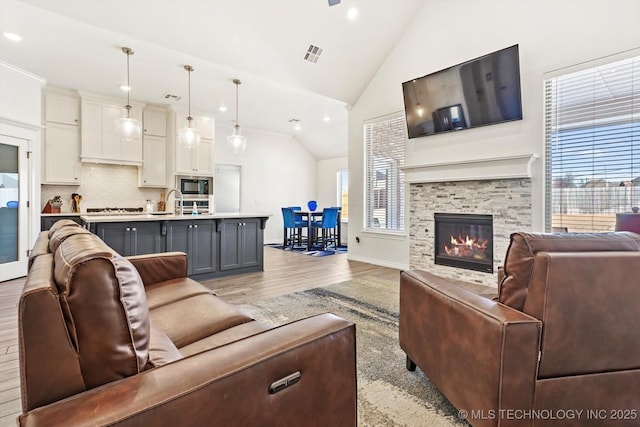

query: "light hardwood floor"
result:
(0, 247), (399, 425)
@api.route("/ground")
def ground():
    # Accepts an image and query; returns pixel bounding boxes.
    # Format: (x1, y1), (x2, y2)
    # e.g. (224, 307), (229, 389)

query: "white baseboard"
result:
(346, 254), (409, 271)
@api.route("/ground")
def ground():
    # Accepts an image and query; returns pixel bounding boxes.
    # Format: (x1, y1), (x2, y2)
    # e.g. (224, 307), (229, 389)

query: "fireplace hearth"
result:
(434, 213), (493, 273)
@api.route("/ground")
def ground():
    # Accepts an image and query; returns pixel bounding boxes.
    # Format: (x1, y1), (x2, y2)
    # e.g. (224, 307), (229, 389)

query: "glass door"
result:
(0, 135), (28, 281)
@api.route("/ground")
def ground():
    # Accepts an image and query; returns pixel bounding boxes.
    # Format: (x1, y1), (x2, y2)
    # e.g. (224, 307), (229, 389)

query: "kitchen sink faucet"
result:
(166, 188), (184, 216)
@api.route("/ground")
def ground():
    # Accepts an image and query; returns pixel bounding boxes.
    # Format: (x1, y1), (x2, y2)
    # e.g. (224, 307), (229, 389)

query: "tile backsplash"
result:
(41, 163), (167, 213)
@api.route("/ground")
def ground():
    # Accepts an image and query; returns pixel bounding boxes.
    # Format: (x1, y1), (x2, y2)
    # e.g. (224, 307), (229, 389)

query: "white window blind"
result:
(544, 54), (640, 232)
(364, 112), (406, 232)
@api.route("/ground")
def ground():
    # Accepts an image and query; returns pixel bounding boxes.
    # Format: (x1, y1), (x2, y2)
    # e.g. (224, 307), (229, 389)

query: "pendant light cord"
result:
(124, 48), (132, 118)
(185, 65), (194, 125)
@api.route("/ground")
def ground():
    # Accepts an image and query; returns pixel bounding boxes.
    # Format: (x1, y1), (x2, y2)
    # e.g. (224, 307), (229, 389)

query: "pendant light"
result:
(114, 47), (142, 141)
(178, 65), (201, 148)
(227, 78), (247, 154)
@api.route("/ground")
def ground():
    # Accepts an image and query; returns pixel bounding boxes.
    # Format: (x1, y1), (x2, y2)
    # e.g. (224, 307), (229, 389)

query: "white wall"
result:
(348, 0), (640, 269)
(316, 157), (347, 208)
(215, 123), (317, 244)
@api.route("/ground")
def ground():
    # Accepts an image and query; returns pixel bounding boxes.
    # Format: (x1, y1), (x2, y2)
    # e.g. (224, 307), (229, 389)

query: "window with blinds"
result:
(544, 53), (640, 232)
(364, 112), (406, 232)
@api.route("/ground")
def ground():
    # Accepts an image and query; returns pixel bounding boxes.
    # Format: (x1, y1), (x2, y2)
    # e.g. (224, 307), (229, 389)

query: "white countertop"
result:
(80, 212), (271, 223)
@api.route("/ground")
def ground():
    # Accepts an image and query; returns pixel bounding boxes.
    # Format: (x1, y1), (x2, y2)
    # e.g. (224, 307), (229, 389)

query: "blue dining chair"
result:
(282, 207), (308, 250)
(311, 207), (340, 250)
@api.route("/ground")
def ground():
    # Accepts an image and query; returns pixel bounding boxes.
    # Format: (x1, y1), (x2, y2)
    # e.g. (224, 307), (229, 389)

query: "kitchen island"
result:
(80, 213), (270, 281)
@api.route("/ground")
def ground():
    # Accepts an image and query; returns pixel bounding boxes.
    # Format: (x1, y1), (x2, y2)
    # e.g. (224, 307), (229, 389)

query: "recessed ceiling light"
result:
(218, 104), (228, 112)
(3, 32), (22, 42)
(347, 8), (358, 20)
(294, 123), (302, 131)
(120, 85), (131, 92)
(323, 115), (331, 122)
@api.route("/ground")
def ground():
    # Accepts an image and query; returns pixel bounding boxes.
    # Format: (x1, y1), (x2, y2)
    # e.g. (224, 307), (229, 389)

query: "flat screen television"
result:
(402, 45), (522, 139)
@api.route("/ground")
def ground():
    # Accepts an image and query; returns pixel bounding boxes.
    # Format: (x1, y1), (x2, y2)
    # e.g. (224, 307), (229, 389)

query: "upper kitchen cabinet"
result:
(44, 92), (79, 125)
(174, 114), (214, 176)
(138, 108), (168, 187)
(79, 92), (144, 166)
(42, 90), (81, 185)
(143, 109), (167, 137)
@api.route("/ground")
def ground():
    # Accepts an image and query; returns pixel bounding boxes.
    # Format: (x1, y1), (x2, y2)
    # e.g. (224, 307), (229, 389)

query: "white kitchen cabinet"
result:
(195, 116), (214, 140)
(45, 92), (79, 125)
(176, 138), (213, 175)
(143, 109), (167, 137)
(138, 109), (168, 187)
(42, 122), (81, 185)
(80, 94), (144, 166)
(139, 135), (167, 187)
(175, 114), (214, 176)
(42, 91), (81, 185)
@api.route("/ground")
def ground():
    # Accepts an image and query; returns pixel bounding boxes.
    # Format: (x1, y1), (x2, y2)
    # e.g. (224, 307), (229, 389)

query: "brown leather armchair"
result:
(19, 220), (357, 426)
(400, 232), (640, 427)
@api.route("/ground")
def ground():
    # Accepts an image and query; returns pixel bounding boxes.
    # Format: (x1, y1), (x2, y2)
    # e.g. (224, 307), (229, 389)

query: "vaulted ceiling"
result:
(0, 0), (425, 159)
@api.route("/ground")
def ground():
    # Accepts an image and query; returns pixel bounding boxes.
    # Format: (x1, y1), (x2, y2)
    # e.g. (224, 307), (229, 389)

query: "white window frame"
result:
(364, 112), (406, 234)
(544, 49), (640, 232)
(337, 169), (348, 222)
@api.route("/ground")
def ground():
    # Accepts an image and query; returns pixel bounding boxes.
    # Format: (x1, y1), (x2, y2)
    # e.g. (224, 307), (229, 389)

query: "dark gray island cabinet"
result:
(94, 221), (164, 256)
(83, 214), (269, 280)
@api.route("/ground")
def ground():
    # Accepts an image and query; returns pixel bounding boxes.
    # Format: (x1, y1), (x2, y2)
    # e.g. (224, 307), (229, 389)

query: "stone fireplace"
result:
(405, 154), (538, 285)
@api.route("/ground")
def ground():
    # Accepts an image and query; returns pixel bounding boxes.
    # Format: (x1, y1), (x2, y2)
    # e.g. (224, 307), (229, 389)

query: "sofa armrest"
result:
(399, 270), (541, 422)
(126, 252), (188, 286)
(19, 313), (356, 427)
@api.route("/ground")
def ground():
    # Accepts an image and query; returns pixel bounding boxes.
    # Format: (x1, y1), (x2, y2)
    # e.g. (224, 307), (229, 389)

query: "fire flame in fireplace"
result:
(444, 235), (488, 260)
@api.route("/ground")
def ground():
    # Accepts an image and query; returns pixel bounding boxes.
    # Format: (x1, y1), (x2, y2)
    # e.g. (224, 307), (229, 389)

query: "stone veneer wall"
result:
(410, 178), (532, 287)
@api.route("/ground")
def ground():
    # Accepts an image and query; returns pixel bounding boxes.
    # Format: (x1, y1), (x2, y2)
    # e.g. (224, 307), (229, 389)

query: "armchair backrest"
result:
(524, 251), (640, 379)
(499, 232), (640, 311)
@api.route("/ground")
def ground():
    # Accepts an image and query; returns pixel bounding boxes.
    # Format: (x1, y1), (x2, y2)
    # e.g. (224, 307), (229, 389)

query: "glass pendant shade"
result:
(227, 78), (247, 154)
(179, 65), (200, 148)
(178, 119), (201, 148)
(114, 47), (141, 142)
(114, 114), (142, 142)
(226, 124), (247, 154)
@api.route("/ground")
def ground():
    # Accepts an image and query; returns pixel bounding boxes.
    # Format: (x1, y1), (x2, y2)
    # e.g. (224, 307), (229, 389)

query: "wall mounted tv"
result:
(402, 45), (522, 139)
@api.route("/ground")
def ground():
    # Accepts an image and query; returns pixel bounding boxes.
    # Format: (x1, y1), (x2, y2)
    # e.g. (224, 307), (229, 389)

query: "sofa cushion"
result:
(499, 231), (640, 310)
(54, 233), (151, 388)
(149, 294), (254, 348)
(145, 278), (214, 310)
(179, 321), (270, 356)
(148, 322), (183, 367)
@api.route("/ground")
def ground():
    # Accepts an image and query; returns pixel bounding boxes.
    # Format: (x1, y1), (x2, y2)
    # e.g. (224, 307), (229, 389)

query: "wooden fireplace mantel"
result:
(401, 154), (539, 184)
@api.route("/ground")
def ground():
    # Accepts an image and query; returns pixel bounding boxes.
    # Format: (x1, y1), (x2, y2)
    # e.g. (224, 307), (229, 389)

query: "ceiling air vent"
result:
(304, 45), (323, 64)
(163, 93), (182, 101)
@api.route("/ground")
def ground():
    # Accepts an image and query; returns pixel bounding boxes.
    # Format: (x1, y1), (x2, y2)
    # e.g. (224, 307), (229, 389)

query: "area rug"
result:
(237, 275), (473, 427)
(265, 243), (348, 256)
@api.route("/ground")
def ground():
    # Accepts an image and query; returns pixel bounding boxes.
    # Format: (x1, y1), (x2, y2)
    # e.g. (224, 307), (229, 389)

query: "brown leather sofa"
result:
(400, 231), (640, 427)
(19, 220), (357, 426)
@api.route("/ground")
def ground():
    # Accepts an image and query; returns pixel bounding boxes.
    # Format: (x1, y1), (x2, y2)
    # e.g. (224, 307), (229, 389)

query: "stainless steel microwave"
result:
(177, 176), (212, 197)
